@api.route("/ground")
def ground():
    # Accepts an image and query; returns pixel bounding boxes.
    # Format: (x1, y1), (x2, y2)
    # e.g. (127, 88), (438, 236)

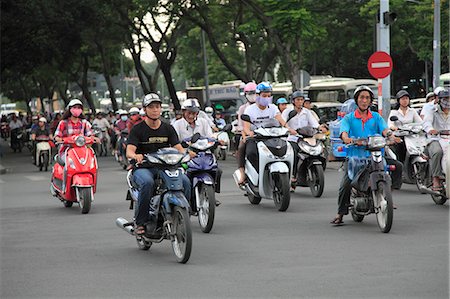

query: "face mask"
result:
(256, 96), (272, 107)
(121, 115), (128, 121)
(70, 108), (82, 117)
(440, 98), (450, 109)
(246, 94), (256, 103)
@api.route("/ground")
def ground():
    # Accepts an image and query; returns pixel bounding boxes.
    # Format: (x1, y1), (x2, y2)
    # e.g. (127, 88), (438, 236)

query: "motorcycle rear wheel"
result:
(42, 152), (49, 172)
(63, 201), (73, 208)
(136, 236), (152, 250)
(247, 192), (261, 205)
(375, 182), (393, 233)
(197, 184), (215, 233)
(351, 210), (364, 222)
(309, 164), (325, 198)
(77, 187), (92, 214)
(220, 148), (226, 160)
(171, 206), (192, 264)
(273, 173), (290, 212)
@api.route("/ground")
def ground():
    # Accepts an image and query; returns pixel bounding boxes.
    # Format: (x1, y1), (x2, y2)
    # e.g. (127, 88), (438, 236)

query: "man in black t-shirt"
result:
(126, 93), (191, 236)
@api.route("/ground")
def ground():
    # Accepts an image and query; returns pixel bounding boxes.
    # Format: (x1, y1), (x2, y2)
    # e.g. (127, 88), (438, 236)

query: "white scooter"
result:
(427, 131), (449, 205)
(35, 135), (51, 171)
(213, 123), (231, 161)
(233, 114), (295, 211)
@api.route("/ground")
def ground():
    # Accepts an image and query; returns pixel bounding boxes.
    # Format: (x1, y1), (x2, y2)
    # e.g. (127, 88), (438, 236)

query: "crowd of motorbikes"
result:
(3, 102), (448, 264)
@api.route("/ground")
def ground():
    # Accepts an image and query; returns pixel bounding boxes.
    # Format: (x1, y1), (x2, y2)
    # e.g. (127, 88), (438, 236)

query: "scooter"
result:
(291, 127), (327, 197)
(50, 135), (98, 214)
(115, 129), (129, 169)
(10, 128), (23, 152)
(346, 136), (395, 233)
(233, 114), (294, 211)
(213, 124), (231, 161)
(116, 148), (192, 263)
(35, 135), (51, 171)
(92, 125), (108, 157)
(184, 133), (221, 233)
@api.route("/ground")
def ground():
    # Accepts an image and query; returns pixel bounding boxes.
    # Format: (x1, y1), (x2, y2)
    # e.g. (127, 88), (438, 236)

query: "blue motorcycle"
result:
(116, 148), (192, 263)
(184, 133), (221, 233)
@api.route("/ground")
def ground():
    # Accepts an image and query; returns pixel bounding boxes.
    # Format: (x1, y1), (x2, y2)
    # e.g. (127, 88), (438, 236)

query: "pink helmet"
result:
(244, 82), (257, 93)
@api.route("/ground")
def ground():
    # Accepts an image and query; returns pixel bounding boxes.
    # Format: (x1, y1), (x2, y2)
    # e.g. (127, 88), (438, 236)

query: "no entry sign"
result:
(367, 51), (393, 79)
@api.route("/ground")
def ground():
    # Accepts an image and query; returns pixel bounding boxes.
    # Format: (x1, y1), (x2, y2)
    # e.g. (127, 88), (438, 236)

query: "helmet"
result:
(119, 109), (128, 115)
(142, 93), (162, 107)
(256, 82), (272, 94)
(215, 104), (224, 111)
(244, 82), (257, 93)
(276, 98), (288, 105)
(139, 108), (146, 116)
(434, 86), (445, 95)
(129, 107), (140, 115)
(438, 88), (450, 99)
(205, 107), (214, 114)
(182, 98), (200, 113)
(353, 85), (374, 102)
(396, 90), (410, 100)
(67, 99), (83, 108)
(291, 90), (306, 101)
(303, 97), (312, 102)
(38, 117), (47, 123)
(426, 92), (435, 102)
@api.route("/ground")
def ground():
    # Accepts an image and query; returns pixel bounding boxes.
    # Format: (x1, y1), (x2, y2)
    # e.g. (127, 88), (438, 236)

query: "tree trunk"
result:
(79, 55), (96, 114)
(129, 48), (150, 94)
(159, 61), (180, 110)
(97, 42), (118, 111)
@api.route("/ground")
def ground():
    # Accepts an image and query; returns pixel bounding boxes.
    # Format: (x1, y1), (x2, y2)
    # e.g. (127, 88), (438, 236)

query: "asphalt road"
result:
(0, 144), (448, 299)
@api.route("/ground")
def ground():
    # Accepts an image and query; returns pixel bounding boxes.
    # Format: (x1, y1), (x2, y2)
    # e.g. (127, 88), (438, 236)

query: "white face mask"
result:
(121, 115), (128, 121)
(246, 94), (256, 103)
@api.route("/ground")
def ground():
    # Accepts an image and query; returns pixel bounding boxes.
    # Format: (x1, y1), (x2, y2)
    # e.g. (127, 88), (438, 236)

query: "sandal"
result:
(330, 215), (344, 226)
(431, 185), (443, 192)
(135, 225), (145, 236)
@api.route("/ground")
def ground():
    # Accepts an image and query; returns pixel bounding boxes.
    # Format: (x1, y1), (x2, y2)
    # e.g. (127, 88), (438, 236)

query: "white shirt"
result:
(237, 102), (251, 132)
(243, 103), (280, 128)
(388, 107), (422, 129)
(9, 119), (23, 130)
(92, 118), (111, 130)
(423, 105), (450, 133)
(282, 107), (319, 142)
(420, 101), (437, 117)
(197, 110), (215, 128)
(172, 117), (214, 141)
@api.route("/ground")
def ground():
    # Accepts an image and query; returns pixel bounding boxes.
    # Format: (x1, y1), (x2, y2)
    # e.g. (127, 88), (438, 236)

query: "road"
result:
(0, 144), (448, 298)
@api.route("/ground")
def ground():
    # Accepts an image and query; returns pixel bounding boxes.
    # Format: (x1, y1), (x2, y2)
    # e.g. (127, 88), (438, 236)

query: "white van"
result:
(305, 79), (378, 103)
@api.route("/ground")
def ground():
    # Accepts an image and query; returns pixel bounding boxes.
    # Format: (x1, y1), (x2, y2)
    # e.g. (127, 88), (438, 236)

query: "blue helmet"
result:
(276, 98), (288, 105)
(256, 82), (272, 94)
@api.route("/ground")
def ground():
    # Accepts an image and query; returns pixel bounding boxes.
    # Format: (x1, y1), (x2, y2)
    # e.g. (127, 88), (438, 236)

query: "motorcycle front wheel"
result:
(171, 206), (192, 264)
(197, 184), (215, 233)
(374, 182), (393, 233)
(309, 164), (325, 198)
(273, 172), (290, 211)
(76, 187), (92, 214)
(220, 148), (226, 160)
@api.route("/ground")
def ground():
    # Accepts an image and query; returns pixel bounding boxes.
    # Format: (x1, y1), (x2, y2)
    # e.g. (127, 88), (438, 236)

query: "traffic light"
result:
(383, 11), (397, 25)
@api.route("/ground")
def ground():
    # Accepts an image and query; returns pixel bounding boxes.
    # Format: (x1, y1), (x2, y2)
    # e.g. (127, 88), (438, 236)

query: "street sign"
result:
(367, 51), (393, 79)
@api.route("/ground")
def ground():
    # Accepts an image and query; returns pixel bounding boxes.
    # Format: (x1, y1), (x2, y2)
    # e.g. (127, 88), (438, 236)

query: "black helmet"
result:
(353, 85), (374, 103)
(290, 90), (306, 102)
(396, 90), (410, 100)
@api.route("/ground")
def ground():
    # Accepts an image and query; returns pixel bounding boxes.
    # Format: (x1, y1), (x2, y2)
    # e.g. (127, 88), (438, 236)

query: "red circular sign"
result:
(367, 51), (393, 79)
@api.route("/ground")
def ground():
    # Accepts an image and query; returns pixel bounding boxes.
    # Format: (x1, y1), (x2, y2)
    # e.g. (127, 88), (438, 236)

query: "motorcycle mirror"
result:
(191, 132), (201, 143)
(240, 114), (253, 124)
(389, 116), (399, 122)
(287, 110), (297, 122)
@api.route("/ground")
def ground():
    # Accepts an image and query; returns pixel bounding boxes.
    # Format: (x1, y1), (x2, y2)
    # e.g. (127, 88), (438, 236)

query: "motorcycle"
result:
(213, 123), (231, 161)
(116, 148), (192, 263)
(184, 133), (221, 233)
(92, 125), (108, 157)
(50, 135), (98, 214)
(426, 130), (449, 205)
(115, 130), (129, 169)
(290, 127), (327, 197)
(10, 128), (23, 152)
(389, 116), (429, 192)
(233, 114), (294, 211)
(35, 135), (51, 171)
(1, 122), (10, 140)
(346, 136), (394, 233)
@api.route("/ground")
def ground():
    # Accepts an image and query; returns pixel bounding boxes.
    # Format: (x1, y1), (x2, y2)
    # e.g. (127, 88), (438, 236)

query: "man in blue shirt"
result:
(330, 86), (393, 225)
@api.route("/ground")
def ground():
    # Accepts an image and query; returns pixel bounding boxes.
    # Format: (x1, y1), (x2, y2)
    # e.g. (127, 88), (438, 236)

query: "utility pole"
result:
(201, 30), (210, 107)
(378, 0), (391, 120)
(433, 0), (440, 90)
(120, 53), (125, 109)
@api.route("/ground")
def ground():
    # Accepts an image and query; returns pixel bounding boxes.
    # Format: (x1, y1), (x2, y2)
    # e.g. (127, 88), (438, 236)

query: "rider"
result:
(236, 82), (257, 149)
(114, 110), (129, 160)
(282, 90), (320, 191)
(31, 117), (53, 164)
(126, 93), (191, 236)
(388, 90), (422, 163)
(330, 86), (394, 225)
(421, 87), (443, 119)
(214, 110), (226, 130)
(276, 98), (288, 114)
(92, 111), (111, 150)
(172, 98), (214, 141)
(127, 107), (142, 132)
(9, 113), (24, 152)
(423, 88), (450, 191)
(54, 99), (95, 159)
(237, 82), (296, 184)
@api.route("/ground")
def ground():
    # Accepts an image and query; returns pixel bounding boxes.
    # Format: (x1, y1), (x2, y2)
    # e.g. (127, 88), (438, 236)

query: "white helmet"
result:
(434, 86), (445, 96)
(67, 99), (83, 108)
(205, 107), (214, 114)
(181, 98), (200, 112)
(38, 117), (47, 123)
(139, 108), (146, 116)
(119, 109), (128, 115)
(129, 107), (140, 115)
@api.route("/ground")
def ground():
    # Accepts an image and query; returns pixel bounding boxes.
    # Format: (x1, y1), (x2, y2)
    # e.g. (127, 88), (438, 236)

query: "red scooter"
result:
(51, 135), (98, 214)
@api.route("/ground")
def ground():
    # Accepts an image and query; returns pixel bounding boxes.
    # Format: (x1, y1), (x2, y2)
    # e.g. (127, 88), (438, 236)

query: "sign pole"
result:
(378, 79), (383, 116)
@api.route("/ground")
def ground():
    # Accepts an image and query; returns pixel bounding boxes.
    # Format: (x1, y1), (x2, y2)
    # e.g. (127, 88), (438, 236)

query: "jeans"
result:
(425, 141), (444, 178)
(133, 167), (191, 226)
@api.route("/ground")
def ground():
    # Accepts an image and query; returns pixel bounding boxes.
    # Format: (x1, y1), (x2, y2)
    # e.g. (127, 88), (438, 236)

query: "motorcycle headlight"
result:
(146, 155), (162, 164)
(75, 136), (86, 147)
(368, 136), (386, 149)
(159, 153), (184, 165)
